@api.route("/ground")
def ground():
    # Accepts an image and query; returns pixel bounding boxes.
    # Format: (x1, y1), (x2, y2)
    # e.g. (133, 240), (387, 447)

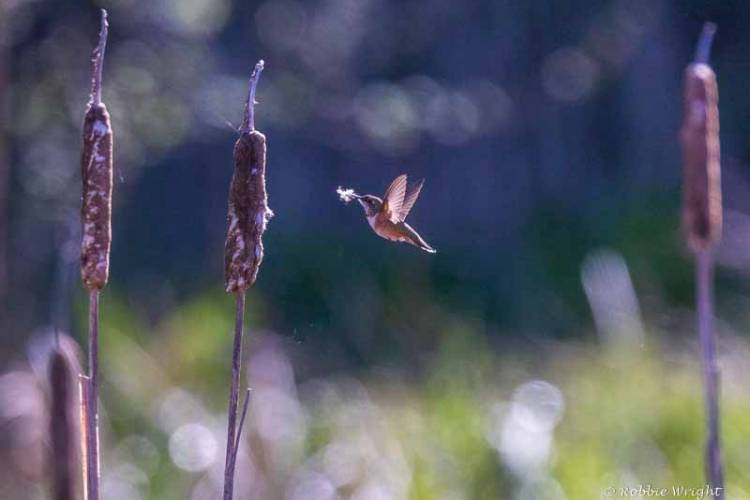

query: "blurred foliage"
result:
(7, 294), (750, 498)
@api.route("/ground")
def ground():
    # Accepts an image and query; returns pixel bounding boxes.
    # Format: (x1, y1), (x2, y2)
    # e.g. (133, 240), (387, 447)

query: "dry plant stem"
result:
(222, 59), (269, 499)
(0, 7), (9, 314)
(681, 23), (724, 499)
(235, 389), (251, 452)
(223, 291), (246, 500)
(225, 388), (251, 497)
(241, 60), (264, 133)
(695, 23), (717, 65)
(80, 13), (110, 499)
(49, 350), (77, 500)
(696, 250), (724, 499)
(90, 10), (108, 106)
(86, 291), (101, 500)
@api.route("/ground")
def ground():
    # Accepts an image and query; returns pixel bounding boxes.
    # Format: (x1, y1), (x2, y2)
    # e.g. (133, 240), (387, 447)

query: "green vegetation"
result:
(86, 292), (750, 499)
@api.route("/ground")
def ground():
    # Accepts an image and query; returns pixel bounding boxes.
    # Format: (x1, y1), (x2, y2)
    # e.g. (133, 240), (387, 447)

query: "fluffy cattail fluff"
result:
(336, 187), (359, 203)
(224, 61), (273, 293)
(47, 338), (82, 500)
(80, 11), (112, 290)
(681, 23), (721, 252)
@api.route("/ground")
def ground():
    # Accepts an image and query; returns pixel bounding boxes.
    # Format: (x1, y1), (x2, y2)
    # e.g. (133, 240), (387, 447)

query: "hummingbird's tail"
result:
(419, 243), (437, 254)
(402, 222), (436, 253)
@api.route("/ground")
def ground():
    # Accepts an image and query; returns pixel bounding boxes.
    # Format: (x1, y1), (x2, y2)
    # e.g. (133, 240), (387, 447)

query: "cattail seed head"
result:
(681, 24), (721, 252)
(80, 10), (112, 290)
(80, 104), (113, 290)
(225, 61), (273, 293)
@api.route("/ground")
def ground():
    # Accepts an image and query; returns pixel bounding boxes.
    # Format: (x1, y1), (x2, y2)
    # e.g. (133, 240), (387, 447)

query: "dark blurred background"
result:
(4, 0), (750, 359)
(4, 1), (750, 499)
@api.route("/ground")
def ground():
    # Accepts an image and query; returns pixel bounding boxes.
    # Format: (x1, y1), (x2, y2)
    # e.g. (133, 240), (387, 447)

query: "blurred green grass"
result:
(77, 291), (750, 499)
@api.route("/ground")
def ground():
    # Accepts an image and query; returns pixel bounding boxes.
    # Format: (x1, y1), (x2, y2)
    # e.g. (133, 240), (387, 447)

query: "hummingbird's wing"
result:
(394, 178), (424, 222)
(382, 174), (408, 223)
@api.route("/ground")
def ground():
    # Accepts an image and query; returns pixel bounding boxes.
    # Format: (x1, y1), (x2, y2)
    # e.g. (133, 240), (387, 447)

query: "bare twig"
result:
(222, 59), (269, 500)
(241, 60), (264, 133)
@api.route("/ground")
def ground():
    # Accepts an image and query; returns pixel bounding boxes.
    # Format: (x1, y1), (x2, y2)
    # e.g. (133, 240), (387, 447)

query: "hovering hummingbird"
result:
(337, 174), (436, 253)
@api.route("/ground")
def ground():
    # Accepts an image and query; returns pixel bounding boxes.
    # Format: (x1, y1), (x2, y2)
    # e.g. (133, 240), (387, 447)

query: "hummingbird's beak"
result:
(356, 197), (366, 208)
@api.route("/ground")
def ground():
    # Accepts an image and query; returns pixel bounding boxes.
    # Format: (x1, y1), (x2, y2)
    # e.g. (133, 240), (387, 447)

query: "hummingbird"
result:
(338, 174), (436, 253)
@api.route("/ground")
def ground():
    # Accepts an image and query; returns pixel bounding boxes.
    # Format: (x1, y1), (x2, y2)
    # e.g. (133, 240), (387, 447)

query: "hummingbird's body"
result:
(344, 174), (436, 253)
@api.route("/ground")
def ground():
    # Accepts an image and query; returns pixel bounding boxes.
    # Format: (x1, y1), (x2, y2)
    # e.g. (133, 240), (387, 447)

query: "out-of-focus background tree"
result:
(3, 0), (750, 498)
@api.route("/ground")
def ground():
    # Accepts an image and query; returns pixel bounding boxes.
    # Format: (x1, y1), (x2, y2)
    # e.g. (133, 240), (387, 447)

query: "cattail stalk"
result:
(84, 292), (101, 500)
(79, 10), (112, 500)
(222, 60), (271, 500)
(48, 340), (82, 500)
(681, 23), (724, 500)
(0, 5), (8, 313)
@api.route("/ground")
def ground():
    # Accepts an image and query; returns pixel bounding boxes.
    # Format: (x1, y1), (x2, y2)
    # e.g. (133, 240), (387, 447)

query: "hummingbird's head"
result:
(357, 195), (383, 217)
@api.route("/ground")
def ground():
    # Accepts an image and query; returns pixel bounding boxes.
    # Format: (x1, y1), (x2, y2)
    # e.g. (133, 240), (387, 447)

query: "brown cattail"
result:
(681, 23), (721, 252)
(80, 11), (110, 500)
(683, 23), (726, 500)
(224, 60), (273, 293)
(80, 10), (113, 291)
(47, 337), (82, 500)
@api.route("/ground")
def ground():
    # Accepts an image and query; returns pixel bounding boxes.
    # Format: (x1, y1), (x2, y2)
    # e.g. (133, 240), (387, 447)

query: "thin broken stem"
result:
(228, 388), (251, 478)
(240, 60), (265, 133)
(86, 291), (100, 500)
(235, 389), (252, 451)
(696, 250), (724, 499)
(222, 291), (246, 500)
(695, 22), (717, 65)
(89, 10), (108, 106)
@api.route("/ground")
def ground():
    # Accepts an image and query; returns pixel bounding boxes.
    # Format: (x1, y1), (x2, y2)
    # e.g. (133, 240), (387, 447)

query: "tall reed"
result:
(681, 23), (724, 500)
(79, 10), (112, 500)
(0, 4), (8, 314)
(222, 59), (272, 500)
